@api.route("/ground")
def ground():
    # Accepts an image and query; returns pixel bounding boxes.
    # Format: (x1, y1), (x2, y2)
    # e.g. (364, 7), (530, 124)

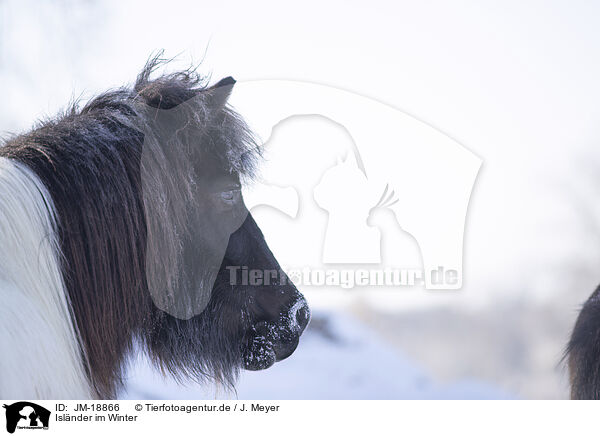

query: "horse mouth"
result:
(242, 300), (310, 371)
(242, 334), (300, 371)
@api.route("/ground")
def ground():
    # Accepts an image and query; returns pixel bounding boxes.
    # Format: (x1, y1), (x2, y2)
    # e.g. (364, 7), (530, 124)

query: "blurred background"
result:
(2, 0), (600, 399)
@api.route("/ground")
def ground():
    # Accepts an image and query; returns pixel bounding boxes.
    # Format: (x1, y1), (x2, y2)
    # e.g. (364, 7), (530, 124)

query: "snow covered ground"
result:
(121, 310), (512, 400)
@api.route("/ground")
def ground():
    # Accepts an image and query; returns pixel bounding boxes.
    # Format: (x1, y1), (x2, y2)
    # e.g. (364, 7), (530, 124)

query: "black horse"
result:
(567, 285), (600, 399)
(0, 56), (309, 399)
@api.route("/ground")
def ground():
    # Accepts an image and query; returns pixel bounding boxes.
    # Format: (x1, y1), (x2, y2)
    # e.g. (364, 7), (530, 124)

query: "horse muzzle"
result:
(242, 296), (310, 370)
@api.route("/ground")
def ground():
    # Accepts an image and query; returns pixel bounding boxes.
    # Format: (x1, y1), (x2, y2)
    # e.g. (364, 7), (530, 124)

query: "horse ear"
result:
(206, 76), (236, 110)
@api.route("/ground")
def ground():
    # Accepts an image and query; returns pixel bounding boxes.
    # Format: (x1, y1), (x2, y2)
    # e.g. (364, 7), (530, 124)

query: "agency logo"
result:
(3, 402), (50, 433)
(234, 80), (482, 290)
(138, 78), (482, 320)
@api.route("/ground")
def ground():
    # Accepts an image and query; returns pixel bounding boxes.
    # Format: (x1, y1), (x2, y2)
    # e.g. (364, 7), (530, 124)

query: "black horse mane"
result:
(0, 56), (260, 398)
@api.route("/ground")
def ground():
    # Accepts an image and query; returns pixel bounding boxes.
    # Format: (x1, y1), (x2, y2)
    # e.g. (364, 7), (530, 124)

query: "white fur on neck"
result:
(0, 157), (93, 399)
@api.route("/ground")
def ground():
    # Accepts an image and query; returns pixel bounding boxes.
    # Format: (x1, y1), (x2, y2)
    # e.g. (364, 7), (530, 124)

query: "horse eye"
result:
(221, 190), (238, 202)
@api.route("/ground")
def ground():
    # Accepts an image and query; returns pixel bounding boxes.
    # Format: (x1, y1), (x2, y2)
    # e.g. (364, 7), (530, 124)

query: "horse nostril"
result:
(295, 303), (310, 331)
